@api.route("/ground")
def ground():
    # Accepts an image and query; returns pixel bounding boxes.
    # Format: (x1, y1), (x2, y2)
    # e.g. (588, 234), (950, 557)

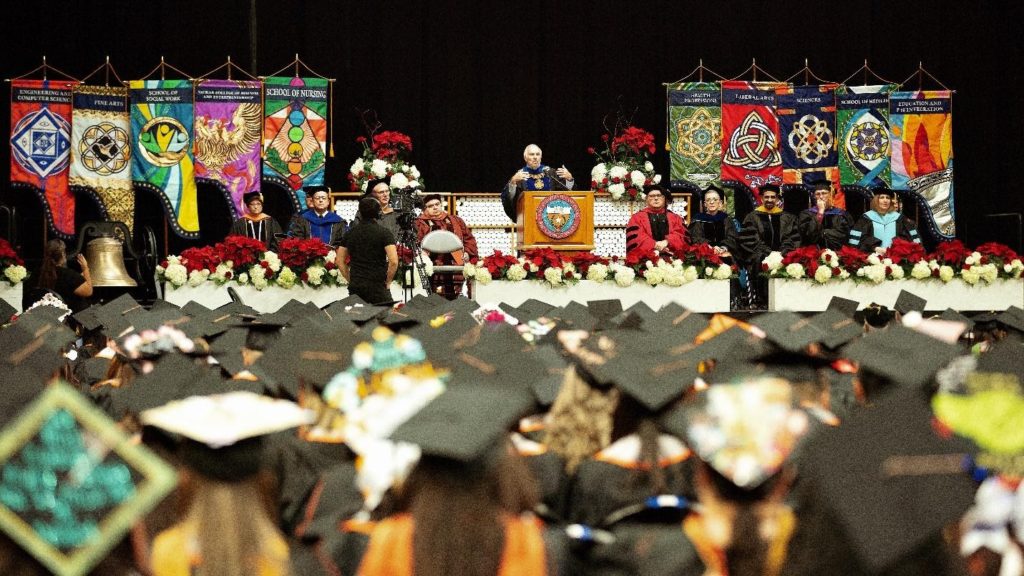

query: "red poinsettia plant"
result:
(0, 237), (28, 285)
(885, 238), (927, 267)
(277, 237), (331, 270)
(178, 245), (221, 274)
(681, 243), (727, 269)
(216, 235), (266, 268)
(349, 128), (423, 193)
(569, 251), (612, 276)
(370, 130), (413, 161)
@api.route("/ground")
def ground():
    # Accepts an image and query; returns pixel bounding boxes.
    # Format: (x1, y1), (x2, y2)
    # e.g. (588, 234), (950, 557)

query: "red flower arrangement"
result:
(681, 243), (726, 269)
(179, 245), (221, 274)
(570, 252), (611, 276)
(781, 245), (823, 276)
(217, 235), (266, 268)
(588, 123), (661, 201)
(276, 237), (330, 270)
(928, 239), (971, 267)
(371, 130), (413, 161)
(836, 245), (869, 274)
(611, 126), (657, 156)
(0, 238), (24, 267)
(886, 238), (927, 267)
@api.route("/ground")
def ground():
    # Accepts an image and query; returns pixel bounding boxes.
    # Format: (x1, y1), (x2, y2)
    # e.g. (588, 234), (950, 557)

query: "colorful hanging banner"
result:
(666, 82), (722, 188)
(890, 90), (955, 238)
(721, 81), (785, 199)
(837, 84), (898, 189)
(70, 85), (134, 233)
(262, 77), (328, 208)
(777, 83), (843, 208)
(10, 79), (78, 237)
(130, 79), (198, 238)
(193, 79), (263, 218)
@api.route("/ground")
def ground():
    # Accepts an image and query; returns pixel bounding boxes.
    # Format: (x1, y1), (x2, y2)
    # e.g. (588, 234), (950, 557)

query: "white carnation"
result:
(252, 275), (268, 290)
(613, 265), (635, 287)
(163, 263), (187, 287)
(630, 170), (646, 188)
(607, 183), (626, 200)
(644, 161), (654, 172)
(713, 263), (733, 280)
(663, 269), (684, 286)
(980, 263), (999, 283)
(187, 269), (209, 287)
(211, 262), (234, 283)
(608, 165), (628, 180)
(864, 265), (886, 284)
(237, 272), (249, 284)
(407, 180), (420, 189)
(888, 265), (904, 280)
(462, 263), (476, 278)
(645, 268), (664, 286)
(350, 158), (365, 175)
(306, 266), (325, 286)
(587, 263), (609, 282)
(867, 253), (882, 265)
(652, 174), (662, 184)
(276, 266), (297, 289)
(371, 159), (389, 178)
(250, 264), (267, 280)
(506, 264), (527, 281)
(475, 267), (493, 285)
(683, 266), (699, 283)
(820, 249), (837, 265)
(839, 268), (851, 279)
(401, 164), (410, 173)
(814, 265), (832, 284)
(961, 267), (980, 285)
(262, 252), (281, 273)
(591, 163), (608, 179)
(409, 165), (420, 179)
(544, 267), (563, 286)
(762, 251), (784, 271)
(3, 265), (27, 284)
(939, 265), (955, 282)
(390, 173), (409, 189)
(911, 261), (932, 280)
(785, 263), (805, 279)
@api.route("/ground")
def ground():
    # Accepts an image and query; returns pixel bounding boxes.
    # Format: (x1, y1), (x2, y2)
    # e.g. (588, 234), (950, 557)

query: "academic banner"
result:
(70, 85), (134, 233)
(890, 90), (955, 238)
(721, 81), (785, 200)
(194, 79), (263, 218)
(837, 84), (897, 189)
(777, 83), (843, 208)
(10, 79), (78, 237)
(666, 82), (722, 188)
(130, 79), (199, 238)
(262, 77), (328, 208)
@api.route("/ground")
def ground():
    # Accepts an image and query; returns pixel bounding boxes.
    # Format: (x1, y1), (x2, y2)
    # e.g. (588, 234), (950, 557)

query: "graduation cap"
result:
(70, 304), (104, 332)
(993, 306), (1024, 335)
(894, 289), (927, 315)
(390, 384), (535, 462)
(752, 311), (824, 352)
(0, 382), (177, 576)
(802, 387), (978, 572)
(807, 178), (832, 192)
(0, 317), (76, 381)
(826, 296), (860, 318)
(860, 302), (896, 329)
(513, 298), (555, 320)
(91, 292), (145, 337)
(140, 391), (314, 482)
(841, 325), (962, 389)
(0, 298), (15, 324)
(323, 302), (389, 326)
(870, 185), (897, 197)
(808, 309), (863, 350)
(759, 183), (781, 195)
(662, 376), (809, 489)
(934, 308), (975, 336)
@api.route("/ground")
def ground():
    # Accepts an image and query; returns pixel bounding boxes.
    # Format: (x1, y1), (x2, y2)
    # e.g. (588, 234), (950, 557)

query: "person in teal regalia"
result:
(501, 143), (574, 221)
(848, 186), (921, 252)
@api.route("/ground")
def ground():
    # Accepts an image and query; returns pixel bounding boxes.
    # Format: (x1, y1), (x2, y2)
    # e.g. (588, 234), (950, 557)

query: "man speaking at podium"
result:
(501, 144), (574, 221)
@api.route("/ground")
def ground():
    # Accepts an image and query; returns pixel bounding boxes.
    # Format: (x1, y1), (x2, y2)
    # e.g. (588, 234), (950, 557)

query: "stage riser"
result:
(473, 280), (730, 312)
(769, 279), (1024, 312)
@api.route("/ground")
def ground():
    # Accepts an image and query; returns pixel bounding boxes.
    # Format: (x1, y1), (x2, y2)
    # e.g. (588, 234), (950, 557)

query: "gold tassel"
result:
(328, 80), (335, 157)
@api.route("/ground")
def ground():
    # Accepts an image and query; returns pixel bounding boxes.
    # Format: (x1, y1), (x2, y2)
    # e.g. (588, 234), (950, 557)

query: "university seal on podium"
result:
(535, 194), (581, 239)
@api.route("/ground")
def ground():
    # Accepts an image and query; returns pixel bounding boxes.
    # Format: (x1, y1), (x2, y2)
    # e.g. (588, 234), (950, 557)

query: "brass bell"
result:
(83, 235), (137, 287)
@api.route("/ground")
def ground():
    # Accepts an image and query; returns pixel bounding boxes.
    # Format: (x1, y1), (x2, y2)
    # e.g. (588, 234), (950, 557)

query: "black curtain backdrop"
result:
(3, 0), (1022, 255)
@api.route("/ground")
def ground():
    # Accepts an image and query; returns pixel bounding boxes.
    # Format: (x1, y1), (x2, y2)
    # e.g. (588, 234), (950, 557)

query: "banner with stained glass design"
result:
(130, 79), (199, 238)
(890, 90), (955, 238)
(261, 77), (328, 208)
(70, 85), (134, 233)
(720, 81), (786, 200)
(194, 79), (263, 218)
(666, 82), (721, 187)
(10, 79), (78, 237)
(837, 84), (898, 189)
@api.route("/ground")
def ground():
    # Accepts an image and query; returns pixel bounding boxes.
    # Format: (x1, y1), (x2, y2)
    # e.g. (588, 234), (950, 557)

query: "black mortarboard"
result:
(0, 298), (15, 324)
(826, 296), (860, 317)
(530, 345), (568, 407)
(894, 289), (927, 315)
(514, 298), (555, 320)
(871, 185), (896, 197)
(75, 355), (113, 386)
(808, 309), (863, 350)
(255, 329), (362, 397)
(324, 302), (388, 326)
(993, 306), (1024, 335)
(208, 327), (250, 377)
(549, 301), (595, 329)
(802, 388), (977, 572)
(243, 190), (264, 205)
(840, 325), (961, 389)
(807, 178), (832, 192)
(92, 292), (145, 337)
(587, 299), (624, 320)
(642, 304), (708, 340)
(752, 311), (824, 352)
(0, 317), (75, 380)
(644, 183), (672, 203)
(389, 384), (534, 462)
(759, 183), (781, 195)
(70, 304), (104, 332)
(180, 300), (213, 318)
(702, 183), (726, 200)
(934, 308), (974, 335)
(0, 364), (47, 427)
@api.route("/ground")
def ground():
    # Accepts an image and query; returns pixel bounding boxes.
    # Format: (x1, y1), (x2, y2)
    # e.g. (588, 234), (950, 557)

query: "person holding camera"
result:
(336, 195), (399, 305)
(354, 179), (401, 239)
(414, 194), (478, 299)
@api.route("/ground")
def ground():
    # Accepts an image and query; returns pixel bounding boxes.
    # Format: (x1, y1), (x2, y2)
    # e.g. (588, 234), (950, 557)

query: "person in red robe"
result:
(625, 184), (688, 260)
(414, 194), (478, 299)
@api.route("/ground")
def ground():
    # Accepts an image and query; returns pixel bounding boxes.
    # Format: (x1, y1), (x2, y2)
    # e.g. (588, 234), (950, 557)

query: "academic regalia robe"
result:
(230, 214), (284, 249)
(625, 208), (688, 260)
(688, 211), (741, 254)
(848, 210), (920, 252)
(797, 208), (854, 251)
(738, 207), (801, 265)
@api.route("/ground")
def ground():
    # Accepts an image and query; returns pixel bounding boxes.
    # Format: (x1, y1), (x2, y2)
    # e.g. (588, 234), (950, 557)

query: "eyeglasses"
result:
(313, 195), (329, 201)
(425, 202), (442, 209)
(705, 198), (721, 203)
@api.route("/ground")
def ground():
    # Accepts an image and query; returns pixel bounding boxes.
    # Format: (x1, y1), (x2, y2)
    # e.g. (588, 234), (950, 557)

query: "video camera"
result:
(391, 186), (422, 230)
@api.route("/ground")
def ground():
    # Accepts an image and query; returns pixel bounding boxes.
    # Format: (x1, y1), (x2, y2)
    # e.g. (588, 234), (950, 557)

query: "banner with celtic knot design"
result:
(837, 84), (898, 189)
(70, 85), (134, 234)
(666, 82), (721, 188)
(776, 84), (842, 200)
(721, 81), (786, 201)
(890, 91), (955, 239)
(10, 79), (78, 238)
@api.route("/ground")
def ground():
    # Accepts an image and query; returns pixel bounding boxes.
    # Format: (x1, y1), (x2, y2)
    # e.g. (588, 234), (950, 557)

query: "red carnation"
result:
(355, 136), (367, 143)
(587, 147), (596, 155)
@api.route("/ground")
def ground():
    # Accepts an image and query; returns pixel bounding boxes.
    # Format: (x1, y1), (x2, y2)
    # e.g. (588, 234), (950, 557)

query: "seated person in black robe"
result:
(738, 184), (801, 265)
(848, 186), (921, 252)
(229, 191), (283, 249)
(797, 180), (853, 251)
(688, 185), (740, 258)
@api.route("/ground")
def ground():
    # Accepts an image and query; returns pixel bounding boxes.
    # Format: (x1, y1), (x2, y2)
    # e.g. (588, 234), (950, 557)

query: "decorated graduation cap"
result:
(662, 376), (809, 489)
(801, 387), (978, 572)
(841, 324), (962, 389)
(140, 391), (314, 482)
(0, 382), (177, 576)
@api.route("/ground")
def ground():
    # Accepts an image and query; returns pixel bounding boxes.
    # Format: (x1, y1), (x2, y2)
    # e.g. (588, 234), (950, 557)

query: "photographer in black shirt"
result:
(336, 196), (399, 305)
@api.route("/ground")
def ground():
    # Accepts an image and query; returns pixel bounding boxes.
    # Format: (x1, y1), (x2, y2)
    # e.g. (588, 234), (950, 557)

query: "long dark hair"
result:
(401, 447), (539, 576)
(38, 239), (65, 290)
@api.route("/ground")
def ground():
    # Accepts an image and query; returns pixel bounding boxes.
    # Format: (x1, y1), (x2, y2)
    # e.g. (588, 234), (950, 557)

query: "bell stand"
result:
(5, 57), (82, 251)
(194, 56), (259, 82)
(898, 61), (955, 93)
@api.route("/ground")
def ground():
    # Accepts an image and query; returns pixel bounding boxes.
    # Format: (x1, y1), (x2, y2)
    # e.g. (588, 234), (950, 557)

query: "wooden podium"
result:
(515, 190), (594, 252)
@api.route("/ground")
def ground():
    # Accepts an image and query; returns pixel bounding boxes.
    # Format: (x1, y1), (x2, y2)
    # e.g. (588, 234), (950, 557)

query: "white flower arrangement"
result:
(475, 267), (493, 285)
(543, 267), (563, 286)
(713, 263), (733, 280)
(939, 265), (955, 282)
(910, 260), (932, 280)
(586, 263), (609, 282)
(3, 265), (27, 285)
(814, 265), (833, 284)
(612, 264), (635, 287)
(763, 252), (784, 273)
(506, 263), (527, 281)
(305, 265), (326, 286)
(277, 266), (297, 289)
(785, 263), (806, 280)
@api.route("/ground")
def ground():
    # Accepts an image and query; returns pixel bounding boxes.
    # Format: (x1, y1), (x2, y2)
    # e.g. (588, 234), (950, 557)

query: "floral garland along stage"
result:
(348, 130), (423, 193)
(464, 245), (734, 288)
(0, 237), (28, 285)
(157, 236), (342, 290)
(762, 239), (1024, 285)
(589, 125), (662, 201)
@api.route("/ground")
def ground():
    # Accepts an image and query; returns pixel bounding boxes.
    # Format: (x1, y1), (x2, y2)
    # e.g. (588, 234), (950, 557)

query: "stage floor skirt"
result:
(473, 279), (731, 313)
(1, 282), (22, 313)
(162, 283), (425, 313)
(768, 278), (1024, 312)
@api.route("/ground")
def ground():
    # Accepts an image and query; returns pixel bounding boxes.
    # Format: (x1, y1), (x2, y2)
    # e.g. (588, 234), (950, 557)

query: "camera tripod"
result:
(395, 215), (431, 302)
